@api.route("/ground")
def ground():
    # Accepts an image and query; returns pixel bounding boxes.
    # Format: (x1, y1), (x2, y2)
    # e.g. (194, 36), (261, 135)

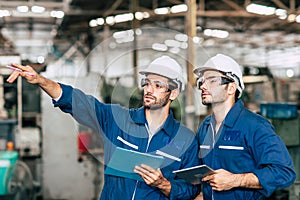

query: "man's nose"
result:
(144, 84), (154, 93)
(199, 81), (208, 90)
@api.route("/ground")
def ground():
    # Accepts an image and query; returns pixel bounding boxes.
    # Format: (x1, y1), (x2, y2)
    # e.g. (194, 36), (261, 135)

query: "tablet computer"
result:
(173, 164), (214, 184)
(105, 147), (165, 181)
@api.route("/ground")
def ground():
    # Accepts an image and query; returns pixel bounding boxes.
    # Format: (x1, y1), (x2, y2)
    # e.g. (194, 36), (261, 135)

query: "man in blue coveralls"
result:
(7, 56), (200, 200)
(193, 54), (296, 200)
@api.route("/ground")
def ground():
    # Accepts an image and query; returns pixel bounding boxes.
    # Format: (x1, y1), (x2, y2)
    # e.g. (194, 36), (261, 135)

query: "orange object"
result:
(6, 142), (14, 151)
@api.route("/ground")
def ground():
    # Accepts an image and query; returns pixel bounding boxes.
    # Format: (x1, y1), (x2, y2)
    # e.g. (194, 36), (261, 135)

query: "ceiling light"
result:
(50, 10), (64, 18)
(106, 16), (115, 25)
(0, 10), (11, 17)
(204, 29), (229, 39)
(286, 69), (294, 78)
(287, 14), (296, 22)
(193, 36), (203, 44)
(196, 26), (203, 31)
(37, 56), (45, 64)
(164, 39), (181, 47)
(113, 30), (134, 39)
(246, 3), (275, 15)
(170, 4), (188, 13)
(152, 43), (168, 51)
(143, 12), (150, 18)
(175, 33), (188, 42)
(97, 18), (105, 25)
(135, 28), (142, 35)
(114, 13), (134, 23)
(180, 42), (188, 49)
(275, 9), (287, 19)
(169, 47), (180, 54)
(154, 7), (169, 15)
(89, 19), (98, 27)
(296, 15), (300, 23)
(31, 5), (45, 13)
(115, 33), (134, 44)
(115, 37), (132, 44)
(17, 6), (29, 13)
(135, 12), (144, 20)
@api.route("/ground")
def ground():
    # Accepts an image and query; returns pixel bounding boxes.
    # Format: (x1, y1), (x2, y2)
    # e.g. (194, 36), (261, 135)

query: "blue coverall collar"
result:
(223, 99), (244, 128)
(203, 99), (244, 128)
(130, 106), (177, 137)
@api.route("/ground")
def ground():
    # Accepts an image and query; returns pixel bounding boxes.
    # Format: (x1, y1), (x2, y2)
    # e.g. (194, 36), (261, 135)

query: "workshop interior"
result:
(0, 0), (299, 199)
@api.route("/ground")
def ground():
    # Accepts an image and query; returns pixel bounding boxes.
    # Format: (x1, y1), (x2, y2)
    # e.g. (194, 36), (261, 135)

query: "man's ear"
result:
(170, 88), (180, 101)
(227, 82), (237, 96)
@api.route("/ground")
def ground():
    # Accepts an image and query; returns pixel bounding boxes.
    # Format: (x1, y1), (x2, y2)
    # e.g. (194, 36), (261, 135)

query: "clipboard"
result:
(104, 147), (165, 181)
(173, 165), (214, 184)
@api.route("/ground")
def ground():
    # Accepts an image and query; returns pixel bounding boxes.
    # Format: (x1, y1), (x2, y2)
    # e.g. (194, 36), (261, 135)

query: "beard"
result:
(201, 85), (229, 106)
(143, 92), (171, 110)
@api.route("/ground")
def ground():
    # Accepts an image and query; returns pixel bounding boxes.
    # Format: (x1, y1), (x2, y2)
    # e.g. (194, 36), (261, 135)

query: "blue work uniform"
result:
(53, 83), (200, 200)
(197, 100), (296, 200)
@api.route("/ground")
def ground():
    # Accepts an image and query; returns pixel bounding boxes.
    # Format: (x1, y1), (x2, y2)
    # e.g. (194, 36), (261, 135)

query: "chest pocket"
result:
(222, 130), (241, 141)
(218, 130), (244, 152)
(219, 130), (244, 150)
(216, 130), (253, 171)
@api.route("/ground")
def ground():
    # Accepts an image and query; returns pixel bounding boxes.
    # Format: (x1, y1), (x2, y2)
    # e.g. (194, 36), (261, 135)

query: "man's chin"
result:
(144, 103), (163, 110)
(202, 101), (211, 106)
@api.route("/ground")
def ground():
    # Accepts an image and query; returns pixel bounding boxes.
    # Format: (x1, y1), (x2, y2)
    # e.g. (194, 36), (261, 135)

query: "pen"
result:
(5, 65), (35, 76)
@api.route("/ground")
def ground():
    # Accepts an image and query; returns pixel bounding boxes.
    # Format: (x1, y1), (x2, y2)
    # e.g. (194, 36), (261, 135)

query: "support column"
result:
(185, 0), (197, 131)
(131, 0), (139, 86)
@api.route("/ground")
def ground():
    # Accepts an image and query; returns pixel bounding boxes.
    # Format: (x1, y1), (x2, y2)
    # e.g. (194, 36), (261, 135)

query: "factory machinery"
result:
(0, 55), (43, 199)
(0, 55), (104, 200)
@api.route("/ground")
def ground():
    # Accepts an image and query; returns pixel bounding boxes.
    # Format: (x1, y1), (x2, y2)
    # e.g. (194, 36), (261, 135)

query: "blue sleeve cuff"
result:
(253, 162), (296, 197)
(169, 180), (200, 200)
(252, 169), (276, 197)
(52, 83), (74, 114)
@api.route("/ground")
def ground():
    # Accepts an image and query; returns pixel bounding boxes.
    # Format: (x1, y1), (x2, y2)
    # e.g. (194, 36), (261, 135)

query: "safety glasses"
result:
(141, 78), (176, 93)
(196, 75), (234, 89)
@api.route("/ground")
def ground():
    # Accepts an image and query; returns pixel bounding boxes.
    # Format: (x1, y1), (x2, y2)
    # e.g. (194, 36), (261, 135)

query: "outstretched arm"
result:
(6, 63), (62, 99)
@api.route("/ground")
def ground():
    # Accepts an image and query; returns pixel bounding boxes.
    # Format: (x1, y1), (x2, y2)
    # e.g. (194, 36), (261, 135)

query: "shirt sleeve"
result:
(169, 136), (201, 200)
(52, 83), (105, 133)
(251, 121), (296, 197)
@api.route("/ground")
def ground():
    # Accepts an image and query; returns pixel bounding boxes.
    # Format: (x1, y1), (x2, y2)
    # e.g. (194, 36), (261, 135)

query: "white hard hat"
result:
(139, 56), (185, 92)
(193, 54), (244, 97)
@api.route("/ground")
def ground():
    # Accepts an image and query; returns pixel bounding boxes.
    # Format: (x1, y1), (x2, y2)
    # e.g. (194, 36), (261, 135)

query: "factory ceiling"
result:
(0, 0), (299, 76)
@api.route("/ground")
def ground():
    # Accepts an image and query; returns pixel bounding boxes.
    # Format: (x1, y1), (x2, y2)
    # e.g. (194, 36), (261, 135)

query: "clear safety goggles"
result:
(196, 75), (234, 89)
(141, 78), (176, 93)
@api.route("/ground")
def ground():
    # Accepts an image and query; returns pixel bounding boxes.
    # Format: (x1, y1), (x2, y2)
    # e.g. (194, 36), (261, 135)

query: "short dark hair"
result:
(235, 91), (240, 102)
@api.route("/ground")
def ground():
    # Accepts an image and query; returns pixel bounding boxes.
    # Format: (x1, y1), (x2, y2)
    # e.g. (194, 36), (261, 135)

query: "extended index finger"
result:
(6, 70), (21, 83)
(11, 63), (26, 70)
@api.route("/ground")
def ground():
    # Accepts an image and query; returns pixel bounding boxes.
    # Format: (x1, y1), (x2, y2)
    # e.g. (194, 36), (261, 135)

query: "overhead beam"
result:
(198, 0), (205, 11)
(271, 0), (289, 11)
(195, 10), (268, 17)
(103, 0), (123, 17)
(222, 0), (244, 11)
(2, 9), (264, 19)
(167, 0), (184, 5)
(290, 0), (295, 12)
